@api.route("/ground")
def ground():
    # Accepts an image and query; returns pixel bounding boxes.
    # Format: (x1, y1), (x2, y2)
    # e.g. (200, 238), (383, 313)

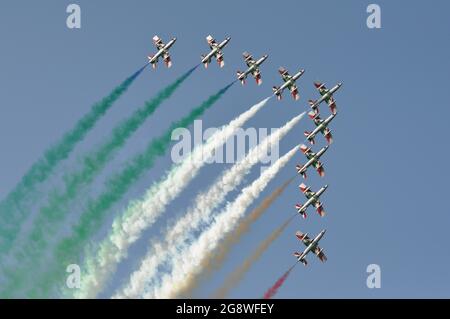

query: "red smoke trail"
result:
(263, 264), (296, 299)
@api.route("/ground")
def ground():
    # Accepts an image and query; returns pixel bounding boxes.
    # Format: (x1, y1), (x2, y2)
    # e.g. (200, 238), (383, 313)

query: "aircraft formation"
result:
(145, 35), (311, 98)
(293, 79), (342, 267)
(146, 34), (343, 275)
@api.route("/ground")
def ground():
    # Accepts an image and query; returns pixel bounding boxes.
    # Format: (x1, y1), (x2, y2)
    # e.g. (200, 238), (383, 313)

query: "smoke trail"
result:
(210, 178), (293, 272)
(9, 66), (196, 251)
(76, 96), (272, 299)
(214, 215), (295, 298)
(146, 145), (299, 299)
(263, 264), (296, 299)
(0, 66), (197, 296)
(0, 65), (146, 252)
(116, 113), (303, 299)
(14, 81), (234, 298)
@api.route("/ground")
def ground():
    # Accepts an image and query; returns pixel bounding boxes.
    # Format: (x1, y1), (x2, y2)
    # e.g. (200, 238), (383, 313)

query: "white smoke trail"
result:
(72, 97), (272, 298)
(115, 112), (305, 298)
(144, 145), (299, 298)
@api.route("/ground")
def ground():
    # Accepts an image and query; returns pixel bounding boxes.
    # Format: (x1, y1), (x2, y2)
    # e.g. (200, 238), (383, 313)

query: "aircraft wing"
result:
(251, 68), (262, 85)
(214, 50), (225, 67)
(312, 116), (324, 128)
(153, 35), (166, 50)
(300, 144), (315, 159)
(278, 67), (291, 82)
(296, 231), (312, 246)
(246, 59), (256, 68)
(213, 49), (223, 58)
(304, 189), (315, 199)
(163, 51), (172, 68)
(314, 82), (329, 96)
(327, 96), (337, 114)
(206, 35), (218, 49)
(243, 52), (256, 67)
(283, 74), (292, 82)
(288, 82), (297, 90)
(321, 127), (333, 144)
(313, 201), (326, 217)
(299, 183), (315, 199)
(289, 83), (299, 100)
(313, 246), (327, 262)
(314, 161), (325, 177)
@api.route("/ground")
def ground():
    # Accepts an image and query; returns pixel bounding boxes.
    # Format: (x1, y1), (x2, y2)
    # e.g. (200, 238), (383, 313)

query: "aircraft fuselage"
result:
(149, 37), (177, 64)
(307, 114), (336, 140)
(299, 146), (328, 174)
(201, 37), (231, 63)
(297, 230), (326, 262)
(312, 83), (342, 109)
(238, 55), (268, 80)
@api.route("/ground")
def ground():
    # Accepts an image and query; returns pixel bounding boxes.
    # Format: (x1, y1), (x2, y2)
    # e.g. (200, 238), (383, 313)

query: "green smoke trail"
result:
(4, 81), (234, 298)
(0, 65), (146, 251)
(0, 66), (196, 298)
(0, 66), (197, 258)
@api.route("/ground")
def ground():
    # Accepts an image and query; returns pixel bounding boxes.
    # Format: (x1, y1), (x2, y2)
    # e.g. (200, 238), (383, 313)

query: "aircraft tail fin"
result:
(296, 165), (307, 179)
(237, 71), (246, 85)
(201, 54), (209, 68)
(294, 252), (308, 265)
(295, 204), (307, 219)
(304, 131), (315, 145)
(147, 55), (157, 69)
(308, 99), (319, 114)
(272, 86), (282, 100)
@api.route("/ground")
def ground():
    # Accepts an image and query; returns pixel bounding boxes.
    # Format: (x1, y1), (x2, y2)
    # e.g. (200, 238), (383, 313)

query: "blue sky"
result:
(0, 0), (449, 298)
